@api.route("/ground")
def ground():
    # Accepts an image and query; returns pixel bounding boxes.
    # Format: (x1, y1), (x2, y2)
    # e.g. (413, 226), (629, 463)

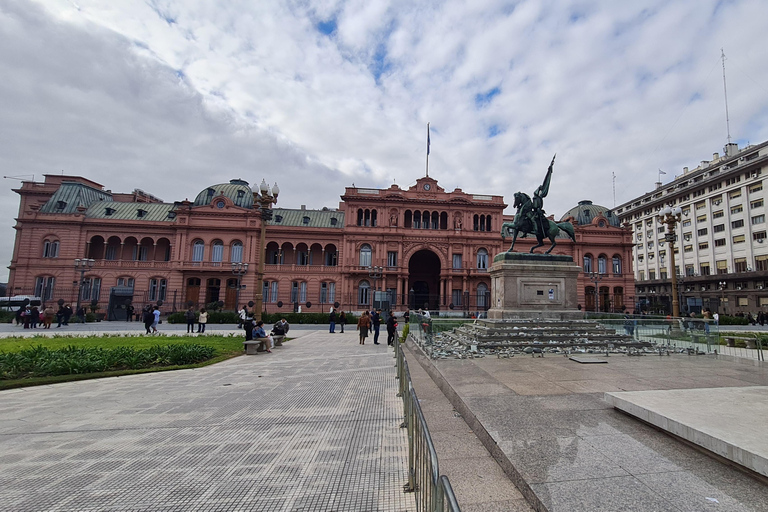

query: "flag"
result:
(427, 123), (430, 156)
(659, 169), (666, 174)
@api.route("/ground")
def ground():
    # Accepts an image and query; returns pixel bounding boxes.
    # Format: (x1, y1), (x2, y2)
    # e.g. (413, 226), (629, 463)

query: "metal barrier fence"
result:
(394, 338), (461, 512)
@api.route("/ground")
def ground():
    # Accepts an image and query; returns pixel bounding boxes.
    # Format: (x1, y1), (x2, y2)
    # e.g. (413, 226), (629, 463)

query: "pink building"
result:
(8, 174), (635, 318)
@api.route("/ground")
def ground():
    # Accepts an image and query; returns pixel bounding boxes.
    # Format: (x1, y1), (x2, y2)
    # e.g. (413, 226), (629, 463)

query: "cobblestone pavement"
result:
(0, 330), (415, 512)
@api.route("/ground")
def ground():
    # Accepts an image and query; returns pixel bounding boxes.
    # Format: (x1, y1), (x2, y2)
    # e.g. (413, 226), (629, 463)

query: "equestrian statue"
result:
(501, 154), (576, 254)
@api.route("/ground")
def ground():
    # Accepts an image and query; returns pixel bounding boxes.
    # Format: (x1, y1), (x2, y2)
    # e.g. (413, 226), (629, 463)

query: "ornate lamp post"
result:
(368, 265), (382, 308)
(231, 262), (249, 313)
(719, 280), (727, 314)
(74, 258), (95, 317)
(587, 271), (603, 312)
(253, 179), (279, 322)
(658, 206), (683, 318)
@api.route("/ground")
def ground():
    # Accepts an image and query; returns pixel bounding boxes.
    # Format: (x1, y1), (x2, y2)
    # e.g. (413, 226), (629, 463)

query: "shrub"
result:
(400, 323), (409, 342)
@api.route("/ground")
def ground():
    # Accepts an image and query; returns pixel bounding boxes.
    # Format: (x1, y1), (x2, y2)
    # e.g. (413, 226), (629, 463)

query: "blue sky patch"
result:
(317, 18), (337, 36)
(488, 125), (503, 138)
(475, 86), (501, 108)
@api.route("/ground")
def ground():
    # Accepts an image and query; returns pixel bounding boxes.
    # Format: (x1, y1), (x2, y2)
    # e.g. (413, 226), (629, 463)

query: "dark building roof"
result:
(85, 202), (178, 222)
(269, 208), (344, 228)
(39, 181), (113, 214)
(193, 179), (254, 208)
(560, 200), (620, 227)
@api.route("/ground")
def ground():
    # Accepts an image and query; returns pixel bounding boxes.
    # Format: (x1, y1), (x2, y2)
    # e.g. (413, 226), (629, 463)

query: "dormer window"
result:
(330, 217), (338, 226)
(167, 211), (177, 219)
(105, 207), (115, 216)
(206, 188), (215, 199)
(56, 201), (67, 210)
(275, 215), (283, 223)
(303, 216), (310, 225)
(137, 209), (147, 218)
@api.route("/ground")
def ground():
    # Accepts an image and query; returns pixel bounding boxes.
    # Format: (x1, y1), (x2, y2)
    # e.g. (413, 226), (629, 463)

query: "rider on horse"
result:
(530, 154), (555, 240)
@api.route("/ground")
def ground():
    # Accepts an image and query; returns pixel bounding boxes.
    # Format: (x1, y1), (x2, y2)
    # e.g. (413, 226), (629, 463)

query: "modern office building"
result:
(616, 139), (768, 315)
(8, 173), (635, 318)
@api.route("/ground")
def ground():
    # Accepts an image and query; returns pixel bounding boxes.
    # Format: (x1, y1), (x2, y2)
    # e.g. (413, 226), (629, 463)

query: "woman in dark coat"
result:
(357, 311), (371, 345)
(386, 311), (397, 346)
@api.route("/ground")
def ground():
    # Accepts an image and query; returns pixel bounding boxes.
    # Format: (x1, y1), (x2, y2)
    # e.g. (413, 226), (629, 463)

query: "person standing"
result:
(357, 311), (371, 345)
(56, 304), (65, 328)
(151, 306), (160, 333)
(31, 306), (40, 328)
(76, 306), (86, 324)
(339, 310), (346, 333)
(142, 306), (153, 334)
(244, 316), (254, 341)
(371, 309), (382, 344)
(63, 304), (73, 325)
(238, 304), (249, 328)
(197, 308), (208, 333)
(43, 305), (54, 329)
(403, 309), (410, 325)
(329, 308), (337, 333)
(184, 306), (196, 333)
(126, 303), (134, 322)
(386, 311), (397, 346)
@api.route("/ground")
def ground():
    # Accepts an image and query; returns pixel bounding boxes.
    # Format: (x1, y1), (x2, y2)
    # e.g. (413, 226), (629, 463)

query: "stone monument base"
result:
(487, 252), (582, 320)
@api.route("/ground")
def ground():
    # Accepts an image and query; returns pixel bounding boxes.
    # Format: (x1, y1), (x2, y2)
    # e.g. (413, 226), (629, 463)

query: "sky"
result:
(2, 0), (768, 282)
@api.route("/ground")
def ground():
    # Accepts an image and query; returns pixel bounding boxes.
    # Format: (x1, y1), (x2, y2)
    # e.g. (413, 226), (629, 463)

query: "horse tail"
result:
(557, 222), (576, 242)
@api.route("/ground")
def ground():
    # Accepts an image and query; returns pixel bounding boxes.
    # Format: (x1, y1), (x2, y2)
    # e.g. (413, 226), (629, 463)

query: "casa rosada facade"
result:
(8, 174), (635, 319)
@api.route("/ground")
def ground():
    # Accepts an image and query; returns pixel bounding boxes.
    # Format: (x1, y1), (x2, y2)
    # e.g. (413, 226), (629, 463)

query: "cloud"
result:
(2, 0), (768, 281)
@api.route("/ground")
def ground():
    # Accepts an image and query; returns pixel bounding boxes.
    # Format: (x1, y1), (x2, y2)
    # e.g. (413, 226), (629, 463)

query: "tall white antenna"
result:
(612, 172), (616, 207)
(721, 48), (732, 144)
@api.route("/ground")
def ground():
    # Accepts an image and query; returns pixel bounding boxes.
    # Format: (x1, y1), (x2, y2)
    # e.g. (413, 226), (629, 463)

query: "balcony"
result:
(95, 260), (171, 269)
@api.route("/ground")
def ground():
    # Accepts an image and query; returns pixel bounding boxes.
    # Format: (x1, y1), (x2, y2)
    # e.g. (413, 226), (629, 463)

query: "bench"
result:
(272, 334), (285, 346)
(243, 338), (270, 355)
(724, 336), (759, 349)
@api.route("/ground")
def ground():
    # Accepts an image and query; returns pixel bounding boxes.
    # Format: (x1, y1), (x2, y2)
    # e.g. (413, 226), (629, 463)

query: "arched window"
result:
(211, 240), (224, 263)
(413, 211), (421, 229)
(42, 239), (59, 258)
(598, 254), (608, 274)
(357, 209), (364, 226)
(231, 241), (243, 263)
(612, 255), (622, 275)
(477, 283), (489, 308)
(358, 280), (371, 305)
(404, 210), (413, 228)
(34, 276), (55, 300)
(148, 278), (167, 301)
(117, 277), (135, 288)
(473, 214), (479, 231)
(583, 254), (593, 273)
(477, 248), (489, 269)
(192, 240), (204, 262)
(359, 244), (372, 267)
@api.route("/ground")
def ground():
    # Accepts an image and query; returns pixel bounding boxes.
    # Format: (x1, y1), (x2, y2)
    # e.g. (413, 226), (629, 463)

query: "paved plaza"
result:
(0, 329), (415, 512)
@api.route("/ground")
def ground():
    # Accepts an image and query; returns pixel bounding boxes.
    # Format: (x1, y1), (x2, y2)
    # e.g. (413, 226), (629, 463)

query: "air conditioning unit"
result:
(737, 286), (742, 290)
(758, 239), (764, 243)
(759, 285), (764, 290)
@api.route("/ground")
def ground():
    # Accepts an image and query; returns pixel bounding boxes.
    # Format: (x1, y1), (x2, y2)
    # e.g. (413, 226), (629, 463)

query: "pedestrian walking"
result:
(386, 311), (397, 346)
(371, 309), (382, 344)
(329, 308), (337, 333)
(357, 311), (371, 345)
(339, 310), (346, 333)
(142, 306), (154, 334)
(151, 306), (160, 333)
(125, 304), (134, 322)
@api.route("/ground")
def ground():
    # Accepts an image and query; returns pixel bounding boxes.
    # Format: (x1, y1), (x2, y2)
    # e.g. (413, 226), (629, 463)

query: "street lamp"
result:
(74, 258), (95, 319)
(719, 280), (727, 314)
(368, 265), (382, 308)
(253, 179), (279, 322)
(587, 271), (603, 312)
(231, 262), (249, 313)
(657, 206), (683, 318)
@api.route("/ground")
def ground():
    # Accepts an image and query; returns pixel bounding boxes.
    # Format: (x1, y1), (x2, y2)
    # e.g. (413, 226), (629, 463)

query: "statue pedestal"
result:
(488, 252), (582, 320)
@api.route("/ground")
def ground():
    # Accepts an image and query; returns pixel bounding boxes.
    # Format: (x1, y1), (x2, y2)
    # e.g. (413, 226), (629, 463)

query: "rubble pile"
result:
(415, 318), (656, 359)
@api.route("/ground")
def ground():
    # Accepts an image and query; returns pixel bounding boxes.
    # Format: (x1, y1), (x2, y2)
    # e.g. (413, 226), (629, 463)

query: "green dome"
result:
(560, 200), (620, 227)
(193, 179), (254, 208)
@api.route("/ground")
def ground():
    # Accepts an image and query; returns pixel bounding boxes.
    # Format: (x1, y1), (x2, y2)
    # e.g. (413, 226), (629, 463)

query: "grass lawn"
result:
(0, 333), (247, 390)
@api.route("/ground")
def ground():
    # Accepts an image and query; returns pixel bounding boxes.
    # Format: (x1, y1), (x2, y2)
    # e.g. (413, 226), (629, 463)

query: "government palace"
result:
(8, 173), (634, 320)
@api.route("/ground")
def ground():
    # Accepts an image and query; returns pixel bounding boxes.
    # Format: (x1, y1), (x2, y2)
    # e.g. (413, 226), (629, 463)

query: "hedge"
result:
(166, 311), (358, 325)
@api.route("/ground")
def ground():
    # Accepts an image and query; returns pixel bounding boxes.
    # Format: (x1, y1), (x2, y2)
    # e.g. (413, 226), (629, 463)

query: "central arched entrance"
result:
(408, 249), (441, 310)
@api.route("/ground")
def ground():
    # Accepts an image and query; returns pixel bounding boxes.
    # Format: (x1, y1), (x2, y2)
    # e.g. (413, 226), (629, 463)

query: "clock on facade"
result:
(424, 183), (431, 191)
(216, 200), (225, 208)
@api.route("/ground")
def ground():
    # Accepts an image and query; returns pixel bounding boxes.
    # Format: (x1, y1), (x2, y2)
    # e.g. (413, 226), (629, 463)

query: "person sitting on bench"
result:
(272, 318), (290, 336)
(255, 320), (272, 353)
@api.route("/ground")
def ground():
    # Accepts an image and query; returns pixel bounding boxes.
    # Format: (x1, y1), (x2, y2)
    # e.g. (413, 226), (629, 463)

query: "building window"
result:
(358, 280), (371, 305)
(700, 263), (710, 275)
(211, 241), (223, 262)
(731, 205), (743, 215)
(598, 255), (607, 274)
(231, 242), (243, 263)
(682, 219), (692, 227)
(477, 283), (489, 308)
(649, 270), (656, 280)
(320, 282), (336, 303)
(135, 245), (148, 261)
(714, 239), (726, 247)
(453, 254), (462, 269)
(752, 215), (765, 225)
(584, 255), (593, 272)
(751, 199), (764, 209)
(695, 201), (706, 210)
(81, 277), (102, 301)
(325, 250), (337, 266)
(638, 270), (645, 281)
(297, 249), (309, 266)
(684, 245), (693, 252)
(476, 249), (488, 269)
(263, 281), (278, 303)
(105, 245), (117, 260)
(452, 289), (463, 307)
(42, 239), (59, 258)
(713, 210), (724, 219)
(753, 231), (766, 241)
(730, 190), (742, 199)
(734, 258), (747, 272)
(698, 242), (709, 250)
(696, 214), (707, 223)
(359, 244), (372, 267)
(713, 224), (725, 233)
(34, 276), (55, 300)
(716, 260), (727, 274)
(733, 235), (745, 244)
(698, 228), (708, 236)
(750, 182), (763, 193)
(117, 277), (135, 289)
(148, 278), (167, 301)
(192, 240), (204, 262)
(756, 255), (768, 272)
(299, 282), (307, 302)
(387, 251), (398, 267)
(731, 219), (745, 229)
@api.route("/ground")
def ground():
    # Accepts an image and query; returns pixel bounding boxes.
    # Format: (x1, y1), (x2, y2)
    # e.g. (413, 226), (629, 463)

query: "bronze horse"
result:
(501, 192), (576, 253)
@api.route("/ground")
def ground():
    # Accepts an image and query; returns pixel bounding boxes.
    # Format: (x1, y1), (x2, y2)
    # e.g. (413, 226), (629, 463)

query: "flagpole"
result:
(426, 122), (430, 178)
